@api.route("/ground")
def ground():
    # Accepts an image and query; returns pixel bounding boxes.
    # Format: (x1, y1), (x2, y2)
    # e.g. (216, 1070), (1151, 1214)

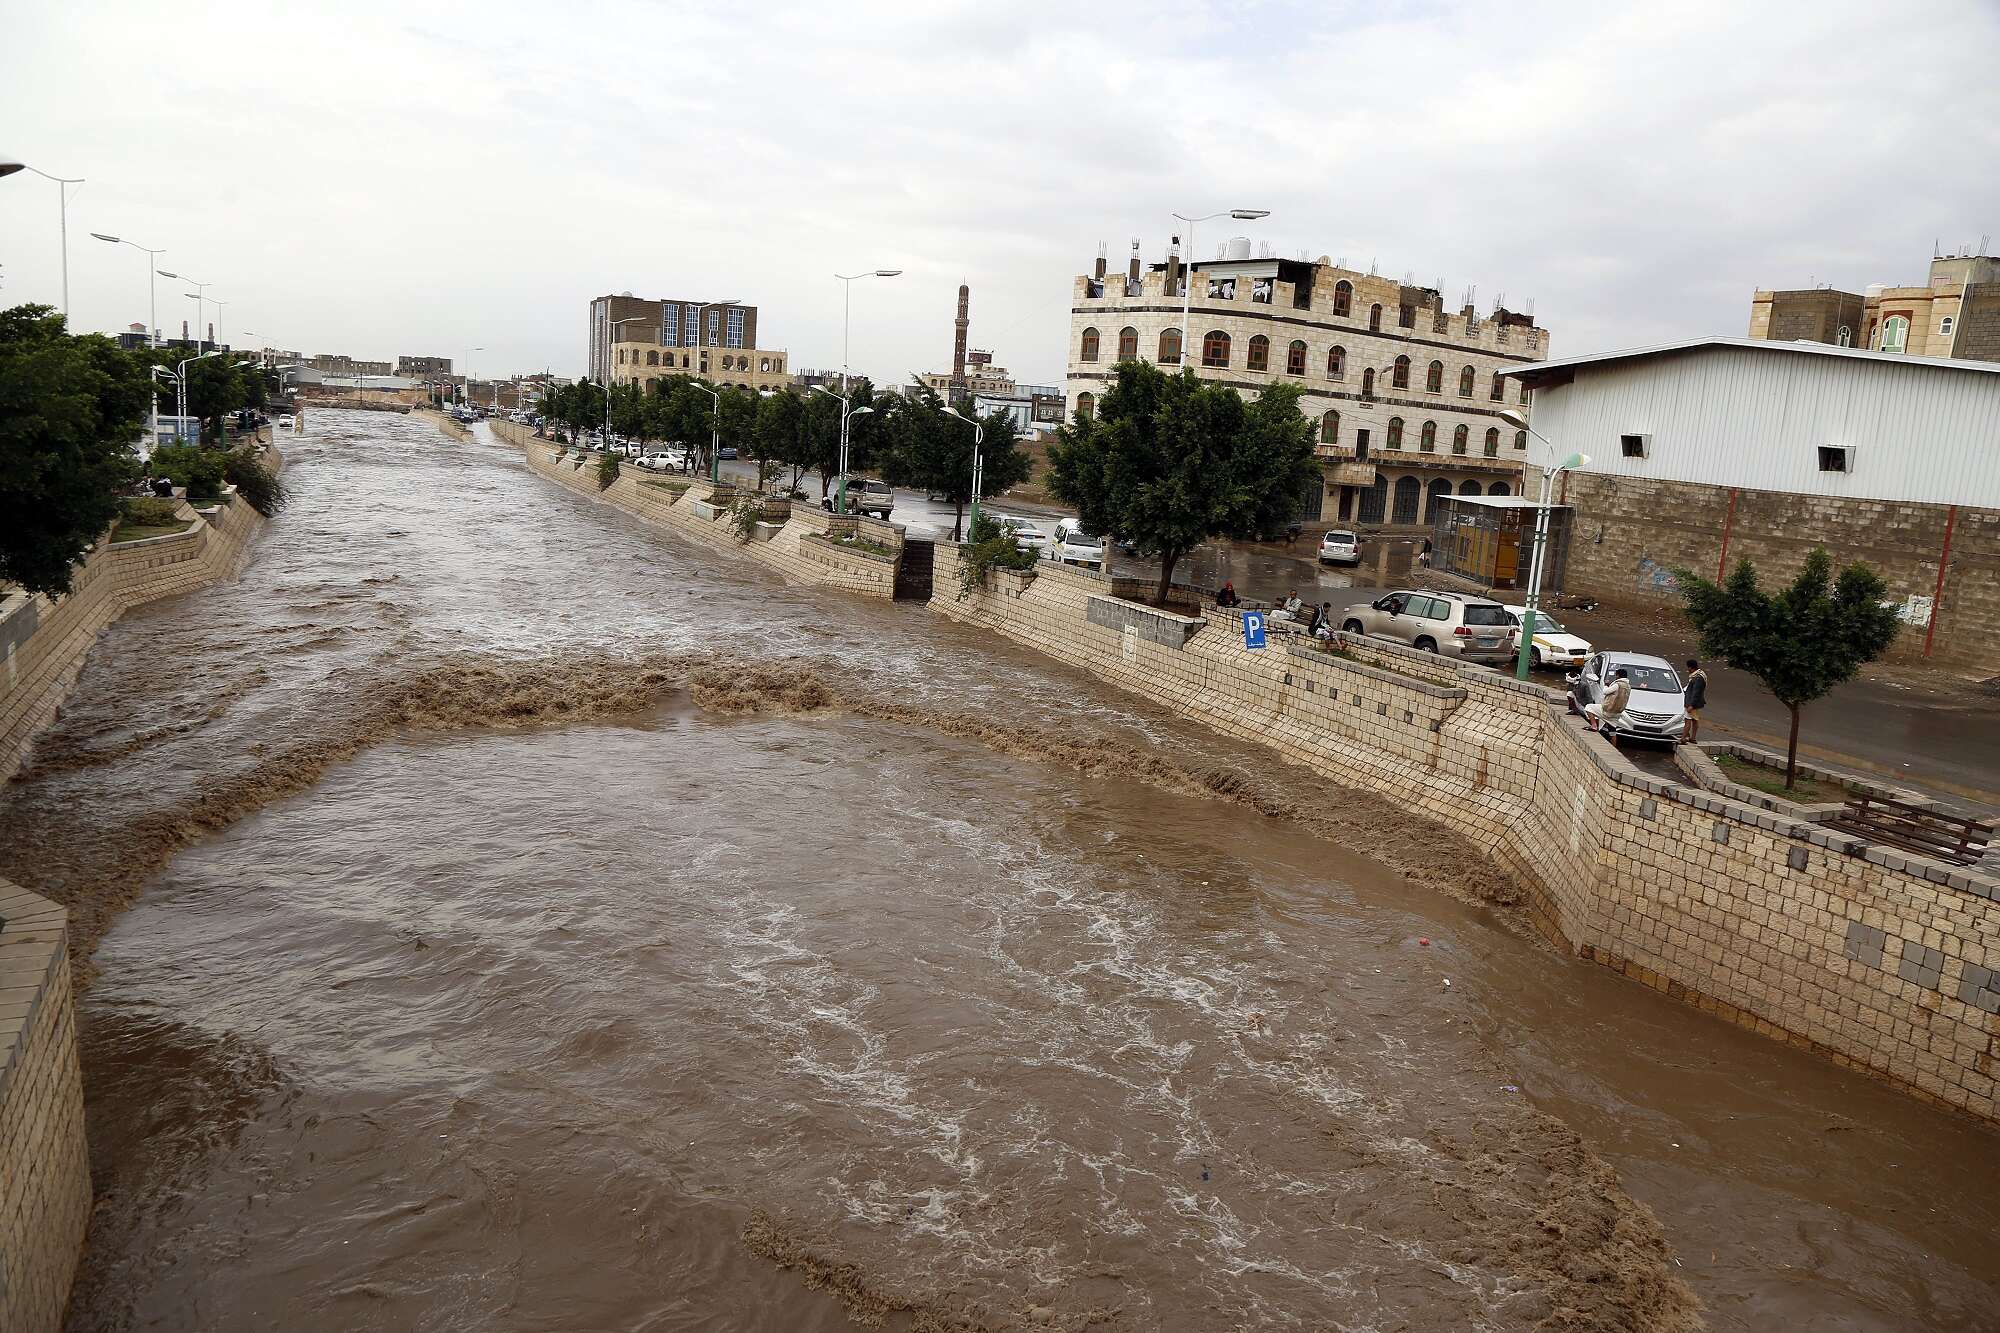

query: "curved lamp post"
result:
(0, 156), (85, 320)
(941, 403), (984, 541)
(90, 232), (164, 345)
(1170, 208), (1267, 374)
(1500, 406), (1588, 681)
(831, 270), (899, 511)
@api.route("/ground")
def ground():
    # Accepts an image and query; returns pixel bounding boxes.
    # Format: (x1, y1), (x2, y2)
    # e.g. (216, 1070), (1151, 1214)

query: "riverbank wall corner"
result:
(927, 543), (2000, 1124)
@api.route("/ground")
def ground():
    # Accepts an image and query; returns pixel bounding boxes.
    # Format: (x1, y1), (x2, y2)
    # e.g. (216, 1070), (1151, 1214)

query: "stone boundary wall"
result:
(0, 876), (89, 1333)
(420, 408), (471, 441)
(491, 421), (903, 599)
(1, 459), (280, 787)
(930, 548), (2000, 1121)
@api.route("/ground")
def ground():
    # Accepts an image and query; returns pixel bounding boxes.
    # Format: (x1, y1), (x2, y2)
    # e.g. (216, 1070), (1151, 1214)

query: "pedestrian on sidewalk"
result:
(1417, 536), (1433, 568)
(1683, 659), (1708, 743)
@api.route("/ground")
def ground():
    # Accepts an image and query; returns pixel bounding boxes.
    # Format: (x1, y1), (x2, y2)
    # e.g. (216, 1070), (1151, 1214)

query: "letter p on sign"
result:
(1243, 611), (1267, 650)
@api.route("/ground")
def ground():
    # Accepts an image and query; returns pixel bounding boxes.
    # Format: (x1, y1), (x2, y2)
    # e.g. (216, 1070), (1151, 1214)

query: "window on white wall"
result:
(1817, 445), (1854, 473)
(1619, 433), (1651, 459)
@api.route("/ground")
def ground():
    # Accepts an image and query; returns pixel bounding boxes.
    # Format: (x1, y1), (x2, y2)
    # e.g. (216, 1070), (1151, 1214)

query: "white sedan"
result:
(990, 514), (1051, 554)
(1503, 604), (1592, 670)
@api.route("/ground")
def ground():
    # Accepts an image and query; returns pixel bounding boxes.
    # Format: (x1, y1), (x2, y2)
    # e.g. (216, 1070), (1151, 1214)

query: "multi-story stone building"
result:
(1749, 249), (2000, 363)
(588, 292), (787, 392)
(397, 354), (453, 377)
(309, 352), (392, 376)
(1067, 239), (1550, 526)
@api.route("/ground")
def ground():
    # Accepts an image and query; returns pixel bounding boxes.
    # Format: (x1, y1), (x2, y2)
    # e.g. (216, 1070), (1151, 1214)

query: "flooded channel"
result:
(4, 409), (1995, 1331)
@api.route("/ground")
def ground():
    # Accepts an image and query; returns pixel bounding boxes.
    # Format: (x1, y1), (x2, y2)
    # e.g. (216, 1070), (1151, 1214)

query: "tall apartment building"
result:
(1748, 248), (2000, 363)
(1067, 238), (1550, 525)
(586, 292), (788, 392)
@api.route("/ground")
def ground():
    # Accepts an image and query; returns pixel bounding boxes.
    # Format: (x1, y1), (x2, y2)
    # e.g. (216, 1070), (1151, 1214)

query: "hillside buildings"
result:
(587, 292), (790, 393)
(1066, 237), (1551, 525)
(1501, 338), (2000, 672)
(1749, 248), (2000, 363)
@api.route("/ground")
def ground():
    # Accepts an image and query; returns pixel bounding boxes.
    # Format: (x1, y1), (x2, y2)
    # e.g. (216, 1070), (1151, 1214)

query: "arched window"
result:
(1386, 417), (1404, 450)
(1426, 477), (1452, 519)
(1940, 315), (1956, 338)
(616, 348), (626, 364)
(1202, 330), (1231, 367)
(1320, 409), (1340, 444)
(1425, 360), (1443, 393)
(1362, 368), (1376, 398)
(1836, 325), (1852, 347)
(1489, 372), (1504, 401)
(1489, 481), (1511, 496)
(1514, 430), (1528, 450)
(1328, 345), (1346, 379)
(1369, 303), (1383, 331)
(760, 358), (771, 373)
(1458, 366), (1475, 397)
(1879, 315), (1909, 353)
(1159, 327), (1183, 364)
(1080, 327), (1100, 362)
(1452, 424), (1469, 454)
(1392, 355), (1411, 389)
(1286, 340), (1307, 376)
(1420, 421), (1437, 452)
(1333, 280), (1353, 318)
(1483, 427), (1500, 457)
(1458, 479), (1482, 496)
(1392, 476), (1421, 524)
(1117, 325), (1139, 359)
(647, 350), (660, 366)
(1246, 334), (1270, 371)
(1076, 392), (1095, 420)
(1358, 474), (1387, 523)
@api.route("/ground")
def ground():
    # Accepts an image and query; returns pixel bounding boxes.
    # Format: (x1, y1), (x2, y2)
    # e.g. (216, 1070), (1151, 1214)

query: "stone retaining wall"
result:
(930, 545), (2000, 1122)
(0, 876), (89, 1333)
(493, 421), (903, 599)
(1, 463), (278, 787)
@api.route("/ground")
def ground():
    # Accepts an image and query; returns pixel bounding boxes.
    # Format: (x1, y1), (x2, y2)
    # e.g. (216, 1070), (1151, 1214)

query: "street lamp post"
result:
(0, 158), (85, 321)
(1500, 406), (1588, 681)
(681, 300), (741, 474)
(199, 296), (229, 349)
(810, 384), (873, 510)
(159, 271), (213, 344)
(831, 269), (900, 513)
(1170, 208), (1267, 374)
(89, 232), (166, 345)
(942, 404), (984, 541)
(175, 350), (222, 442)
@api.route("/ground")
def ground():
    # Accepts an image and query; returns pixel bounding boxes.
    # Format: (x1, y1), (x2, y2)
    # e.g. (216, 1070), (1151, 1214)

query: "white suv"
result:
(1339, 590), (1515, 663)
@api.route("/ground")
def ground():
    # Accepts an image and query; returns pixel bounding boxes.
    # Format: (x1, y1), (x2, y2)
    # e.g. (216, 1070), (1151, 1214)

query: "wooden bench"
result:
(1827, 793), (1995, 867)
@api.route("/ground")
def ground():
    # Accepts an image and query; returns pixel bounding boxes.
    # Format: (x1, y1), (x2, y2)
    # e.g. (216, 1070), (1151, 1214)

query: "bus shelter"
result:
(1429, 495), (1573, 592)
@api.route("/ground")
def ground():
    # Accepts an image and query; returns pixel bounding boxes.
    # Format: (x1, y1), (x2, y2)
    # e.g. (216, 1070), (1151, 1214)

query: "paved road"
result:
(695, 455), (1995, 809)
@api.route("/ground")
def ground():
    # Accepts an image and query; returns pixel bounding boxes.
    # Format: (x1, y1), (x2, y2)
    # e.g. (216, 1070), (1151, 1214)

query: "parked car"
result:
(1339, 590), (1515, 662)
(1047, 517), (1104, 567)
(1318, 529), (1361, 565)
(836, 478), (894, 519)
(1568, 652), (1687, 746)
(990, 513), (1051, 554)
(718, 446), (739, 460)
(1502, 604), (1593, 671)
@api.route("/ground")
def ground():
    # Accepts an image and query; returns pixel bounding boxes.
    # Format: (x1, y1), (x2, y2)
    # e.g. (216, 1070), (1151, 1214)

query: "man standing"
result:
(1587, 668), (1632, 739)
(1683, 659), (1709, 743)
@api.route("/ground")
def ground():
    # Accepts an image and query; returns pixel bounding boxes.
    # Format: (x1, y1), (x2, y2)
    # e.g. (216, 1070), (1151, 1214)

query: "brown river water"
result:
(3, 409), (1996, 1331)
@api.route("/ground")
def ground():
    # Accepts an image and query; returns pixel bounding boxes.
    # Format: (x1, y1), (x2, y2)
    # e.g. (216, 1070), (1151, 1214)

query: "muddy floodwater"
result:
(5, 410), (1996, 1331)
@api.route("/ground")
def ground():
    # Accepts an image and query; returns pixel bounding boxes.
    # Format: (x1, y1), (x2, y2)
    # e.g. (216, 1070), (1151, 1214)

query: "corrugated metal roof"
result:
(1498, 337), (2000, 388)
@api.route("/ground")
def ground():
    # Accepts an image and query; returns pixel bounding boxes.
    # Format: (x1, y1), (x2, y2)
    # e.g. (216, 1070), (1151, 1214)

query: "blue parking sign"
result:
(1242, 611), (1267, 650)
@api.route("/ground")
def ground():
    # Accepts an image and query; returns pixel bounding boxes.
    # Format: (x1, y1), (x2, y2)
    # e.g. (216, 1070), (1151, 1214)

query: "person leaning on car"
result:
(1585, 668), (1631, 736)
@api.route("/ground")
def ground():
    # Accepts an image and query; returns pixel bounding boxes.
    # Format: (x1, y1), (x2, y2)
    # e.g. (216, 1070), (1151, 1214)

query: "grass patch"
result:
(834, 534), (896, 558)
(112, 520), (193, 543)
(1714, 753), (1855, 803)
(642, 479), (692, 493)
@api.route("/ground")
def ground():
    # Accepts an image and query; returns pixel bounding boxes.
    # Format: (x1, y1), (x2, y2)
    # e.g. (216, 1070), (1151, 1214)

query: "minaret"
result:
(951, 284), (970, 398)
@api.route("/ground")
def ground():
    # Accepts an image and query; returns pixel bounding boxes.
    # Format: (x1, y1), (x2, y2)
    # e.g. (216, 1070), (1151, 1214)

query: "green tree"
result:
(1674, 548), (1902, 788)
(755, 387), (810, 493)
(147, 442), (228, 498)
(881, 384), (1031, 540)
(715, 386), (758, 476)
(0, 305), (150, 595)
(1047, 361), (1318, 605)
(179, 355), (256, 443)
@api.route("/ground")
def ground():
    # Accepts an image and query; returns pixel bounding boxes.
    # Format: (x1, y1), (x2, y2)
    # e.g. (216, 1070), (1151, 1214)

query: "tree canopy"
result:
(1046, 361), (1319, 603)
(879, 384), (1031, 540)
(0, 304), (151, 596)
(1675, 548), (1902, 787)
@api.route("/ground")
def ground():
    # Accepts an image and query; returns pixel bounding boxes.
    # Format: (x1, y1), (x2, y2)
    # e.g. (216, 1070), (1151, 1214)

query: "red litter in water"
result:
(1418, 937), (1431, 947)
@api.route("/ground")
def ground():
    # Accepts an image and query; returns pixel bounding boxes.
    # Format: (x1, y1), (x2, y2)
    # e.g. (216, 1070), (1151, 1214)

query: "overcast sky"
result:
(6, 1), (1998, 387)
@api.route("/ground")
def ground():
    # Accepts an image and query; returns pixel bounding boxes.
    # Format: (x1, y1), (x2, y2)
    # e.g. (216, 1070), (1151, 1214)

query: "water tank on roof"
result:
(1863, 283), (1886, 300)
(1224, 236), (1252, 262)
(619, 289), (634, 298)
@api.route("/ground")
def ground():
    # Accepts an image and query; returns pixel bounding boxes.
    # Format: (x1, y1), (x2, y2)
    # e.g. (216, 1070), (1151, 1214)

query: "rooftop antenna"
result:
(1982, 233), (1991, 254)
(1494, 290), (1507, 313)
(1368, 258), (1378, 276)
(1335, 255), (1347, 269)
(1527, 297), (1536, 318)
(1404, 270), (1415, 287)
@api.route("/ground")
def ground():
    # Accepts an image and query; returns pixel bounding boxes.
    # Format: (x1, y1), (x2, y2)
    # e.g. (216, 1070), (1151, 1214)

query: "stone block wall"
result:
(1561, 471), (1999, 674)
(0, 880), (90, 1333)
(929, 543), (2000, 1121)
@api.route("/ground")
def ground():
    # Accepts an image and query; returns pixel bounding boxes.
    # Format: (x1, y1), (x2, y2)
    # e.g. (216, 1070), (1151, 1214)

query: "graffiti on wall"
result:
(1635, 556), (1682, 593)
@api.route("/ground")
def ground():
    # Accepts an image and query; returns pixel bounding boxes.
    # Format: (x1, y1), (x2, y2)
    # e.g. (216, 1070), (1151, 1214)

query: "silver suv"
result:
(1340, 590), (1515, 662)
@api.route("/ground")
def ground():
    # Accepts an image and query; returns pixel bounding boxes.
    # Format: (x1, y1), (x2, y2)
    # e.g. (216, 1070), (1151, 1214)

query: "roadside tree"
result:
(881, 384), (1030, 540)
(1046, 361), (1318, 605)
(755, 388), (810, 494)
(0, 304), (150, 596)
(1674, 548), (1902, 788)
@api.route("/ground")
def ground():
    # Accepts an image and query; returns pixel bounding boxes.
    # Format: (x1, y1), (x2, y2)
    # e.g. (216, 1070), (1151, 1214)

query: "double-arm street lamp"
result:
(1499, 406), (1589, 681)
(1, 156), (85, 320)
(941, 404), (984, 540)
(90, 231), (166, 345)
(160, 270), (213, 344)
(811, 383), (873, 510)
(1171, 208), (1268, 372)
(829, 269), (900, 511)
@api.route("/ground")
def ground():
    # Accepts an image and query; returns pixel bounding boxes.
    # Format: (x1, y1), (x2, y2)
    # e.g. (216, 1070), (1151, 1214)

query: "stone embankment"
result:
(930, 547), (2000, 1123)
(491, 420), (905, 598)
(0, 457), (279, 1332)
(422, 407), (471, 442)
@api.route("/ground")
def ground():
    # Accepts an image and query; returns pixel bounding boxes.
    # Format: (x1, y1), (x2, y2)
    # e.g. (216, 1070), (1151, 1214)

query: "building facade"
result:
(1502, 338), (2000, 672)
(588, 293), (765, 385)
(397, 354), (453, 377)
(1749, 250), (2000, 364)
(1066, 240), (1550, 527)
(309, 352), (392, 376)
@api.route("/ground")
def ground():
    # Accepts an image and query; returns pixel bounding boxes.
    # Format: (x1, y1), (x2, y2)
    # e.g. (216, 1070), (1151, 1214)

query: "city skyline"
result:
(4, 0), (1998, 388)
